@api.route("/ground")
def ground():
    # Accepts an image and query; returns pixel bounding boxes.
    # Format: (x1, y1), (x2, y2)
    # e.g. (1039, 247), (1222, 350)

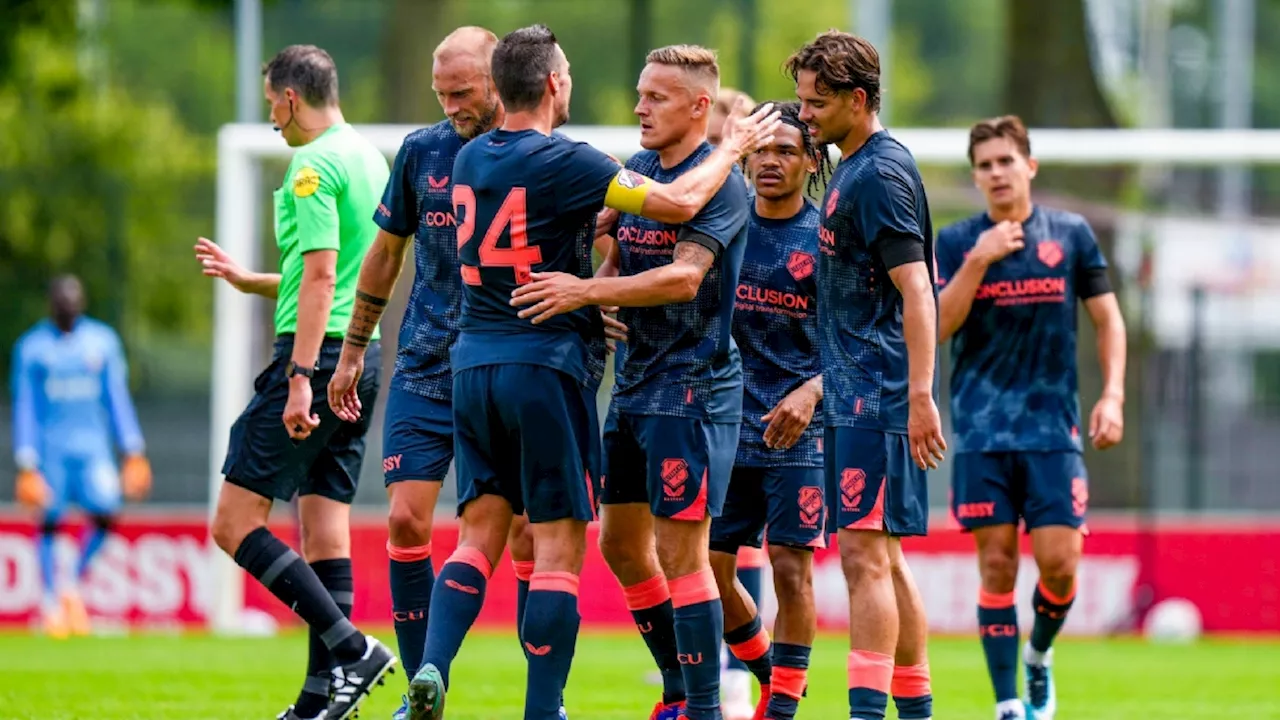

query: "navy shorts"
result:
(382, 389), (453, 484)
(223, 337), (381, 504)
(452, 364), (602, 524)
(709, 465), (826, 553)
(824, 426), (928, 537)
(950, 451), (1089, 532)
(600, 410), (738, 521)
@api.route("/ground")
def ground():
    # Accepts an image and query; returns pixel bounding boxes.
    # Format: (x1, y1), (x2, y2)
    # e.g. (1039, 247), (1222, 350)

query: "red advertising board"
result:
(1, 513), (1276, 634)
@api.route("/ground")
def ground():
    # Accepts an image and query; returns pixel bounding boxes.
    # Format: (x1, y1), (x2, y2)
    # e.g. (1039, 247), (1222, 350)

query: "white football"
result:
(1144, 597), (1203, 643)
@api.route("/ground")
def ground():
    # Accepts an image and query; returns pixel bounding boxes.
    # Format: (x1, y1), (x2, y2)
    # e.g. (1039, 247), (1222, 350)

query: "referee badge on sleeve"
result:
(293, 166), (321, 198)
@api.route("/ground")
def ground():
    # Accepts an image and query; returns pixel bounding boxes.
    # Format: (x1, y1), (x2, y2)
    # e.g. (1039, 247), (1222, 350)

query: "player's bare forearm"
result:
(584, 241), (712, 306)
(1086, 292), (1127, 401)
(292, 250), (338, 370)
(938, 254), (991, 342)
(594, 236), (620, 279)
(342, 232), (408, 356)
(243, 272), (282, 298)
(636, 146), (739, 224)
(802, 374), (823, 402)
(890, 261), (939, 397)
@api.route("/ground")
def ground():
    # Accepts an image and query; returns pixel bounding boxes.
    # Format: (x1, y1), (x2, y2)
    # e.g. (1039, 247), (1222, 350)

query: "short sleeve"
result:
(683, 168), (750, 250)
(294, 156), (342, 254)
(374, 141), (418, 237)
(857, 167), (925, 250)
(1072, 218), (1112, 298)
(555, 142), (625, 216)
(935, 226), (964, 287)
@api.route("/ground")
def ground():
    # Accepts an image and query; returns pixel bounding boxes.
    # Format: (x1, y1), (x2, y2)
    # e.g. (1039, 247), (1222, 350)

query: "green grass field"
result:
(2, 629), (1278, 719)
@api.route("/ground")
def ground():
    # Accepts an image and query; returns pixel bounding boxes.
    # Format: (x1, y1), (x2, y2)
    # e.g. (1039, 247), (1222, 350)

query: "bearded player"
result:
(937, 115), (1126, 720)
(398, 25), (779, 720)
(790, 30), (944, 720)
(708, 100), (834, 720)
(512, 45), (772, 720)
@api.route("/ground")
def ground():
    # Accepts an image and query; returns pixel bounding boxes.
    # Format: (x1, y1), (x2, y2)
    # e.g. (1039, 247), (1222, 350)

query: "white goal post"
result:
(209, 123), (1280, 632)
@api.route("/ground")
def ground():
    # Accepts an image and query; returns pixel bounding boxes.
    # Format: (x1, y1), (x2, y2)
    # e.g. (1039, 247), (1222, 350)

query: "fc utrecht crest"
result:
(1037, 239), (1064, 268)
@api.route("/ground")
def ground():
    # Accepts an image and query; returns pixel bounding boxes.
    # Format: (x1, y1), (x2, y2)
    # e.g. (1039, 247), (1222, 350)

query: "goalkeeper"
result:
(11, 274), (153, 638)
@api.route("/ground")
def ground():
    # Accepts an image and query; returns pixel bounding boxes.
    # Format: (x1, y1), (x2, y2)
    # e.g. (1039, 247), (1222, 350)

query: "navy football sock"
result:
(766, 642), (811, 720)
(978, 591), (1020, 702)
(724, 614), (772, 686)
(420, 547), (491, 688)
(514, 560), (535, 655)
(727, 557), (763, 673)
(233, 527), (365, 662)
(521, 572), (581, 720)
(389, 542), (434, 678)
(847, 649), (893, 720)
(622, 574), (685, 704)
(1030, 580), (1075, 656)
(295, 558), (353, 717)
(892, 662), (933, 719)
(671, 569), (723, 720)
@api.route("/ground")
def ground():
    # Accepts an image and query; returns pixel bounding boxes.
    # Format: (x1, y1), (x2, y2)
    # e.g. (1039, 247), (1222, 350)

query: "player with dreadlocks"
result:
(708, 100), (833, 720)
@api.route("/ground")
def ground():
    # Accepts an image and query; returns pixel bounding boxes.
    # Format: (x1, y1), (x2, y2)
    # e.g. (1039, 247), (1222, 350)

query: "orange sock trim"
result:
(512, 560), (536, 582)
(444, 546), (493, 578)
(728, 626), (771, 662)
(847, 649), (893, 692)
(621, 574), (670, 611)
(736, 546), (767, 569)
(530, 571), (580, 597)
(386, 541), (431, 562)
(891, 662), (931, 697)
(1037, 579), (1076, 605)
(978, 588), (1016, 609)
(668, 567), (719, 608)
(771, 666), (808, 700)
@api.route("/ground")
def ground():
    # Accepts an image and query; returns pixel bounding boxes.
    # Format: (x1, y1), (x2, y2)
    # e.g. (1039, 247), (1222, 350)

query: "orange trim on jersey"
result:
(847, 649), (893, 692)
(530, 571), (580, 597)
(891, 662), (932, 698)
(386, 541), (431, 562)
(622, 574), (671, 611)
(669, 567), (719, 608)
(445, 546), (493, 578)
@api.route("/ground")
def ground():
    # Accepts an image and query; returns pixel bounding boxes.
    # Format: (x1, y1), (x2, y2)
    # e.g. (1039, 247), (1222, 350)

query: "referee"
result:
(194, 45), (396, 720)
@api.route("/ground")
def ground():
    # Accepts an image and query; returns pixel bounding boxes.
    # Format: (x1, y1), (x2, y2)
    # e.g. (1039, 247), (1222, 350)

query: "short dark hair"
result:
(492, 24), (561, 113)
(262, 45), (339, 107)
(785, 30), (881, 113)
(968, 115), (1031, 164)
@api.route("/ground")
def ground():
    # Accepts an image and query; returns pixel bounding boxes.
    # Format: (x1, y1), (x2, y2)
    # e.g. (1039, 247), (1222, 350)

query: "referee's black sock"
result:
(234, 528), (365, 663)
(293, 558), (354, 718)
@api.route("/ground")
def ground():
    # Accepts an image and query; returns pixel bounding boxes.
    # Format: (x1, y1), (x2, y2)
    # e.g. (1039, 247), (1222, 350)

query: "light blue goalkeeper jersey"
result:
(11, 317), (144, 469)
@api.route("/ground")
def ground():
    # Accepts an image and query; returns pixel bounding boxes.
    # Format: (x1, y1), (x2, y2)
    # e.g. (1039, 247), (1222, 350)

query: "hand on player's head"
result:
(720, 99), (783, 159)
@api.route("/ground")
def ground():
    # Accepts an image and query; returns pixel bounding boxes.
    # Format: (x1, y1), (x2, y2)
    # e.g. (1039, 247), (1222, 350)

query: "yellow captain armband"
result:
(604, 169), (652, 215)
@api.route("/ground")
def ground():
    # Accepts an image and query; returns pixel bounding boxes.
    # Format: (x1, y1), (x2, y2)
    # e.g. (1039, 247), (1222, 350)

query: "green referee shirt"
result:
(273, 122), (389, 340)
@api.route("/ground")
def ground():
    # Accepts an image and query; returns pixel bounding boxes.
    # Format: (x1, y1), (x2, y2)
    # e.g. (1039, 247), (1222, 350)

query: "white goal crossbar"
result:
(208, 123), (1280, 632)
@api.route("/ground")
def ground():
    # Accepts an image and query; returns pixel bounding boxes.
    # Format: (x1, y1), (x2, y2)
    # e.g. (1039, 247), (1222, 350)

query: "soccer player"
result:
(706, 84), (770, 719)
(936, 116), (1127, 720)
(11, 275), (152, 638)
(708, 101), (833, 720)
(789, 30), (946, 720)
(326, 26), (600, 720)
(405, 25), (778, 720)
(197, 45), (395, 720)
(512, 45), (767, 720)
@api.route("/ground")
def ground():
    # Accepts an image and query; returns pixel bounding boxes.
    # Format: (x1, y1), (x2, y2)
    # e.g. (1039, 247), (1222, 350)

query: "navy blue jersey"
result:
(373, 120), (465, 400)
(937, 206), (1109, 452)
(733, 202), (823, 467)
(817, 131), (936, 432)
(611, 143), (749, 423)
(450, 129), (618, 385)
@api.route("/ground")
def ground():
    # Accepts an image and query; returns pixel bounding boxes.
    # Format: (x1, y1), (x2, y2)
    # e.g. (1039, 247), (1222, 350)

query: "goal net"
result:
(210, 123), (1280, 633)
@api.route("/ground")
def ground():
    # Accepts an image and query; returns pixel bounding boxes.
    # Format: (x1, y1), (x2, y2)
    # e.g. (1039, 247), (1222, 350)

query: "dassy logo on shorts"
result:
(661, 458), (690, 499)
(382, 455), (402, 474)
